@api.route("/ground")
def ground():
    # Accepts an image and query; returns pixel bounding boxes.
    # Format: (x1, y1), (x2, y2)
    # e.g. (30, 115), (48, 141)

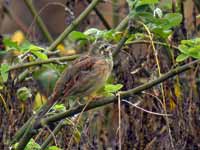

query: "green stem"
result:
(40, 121), (65, 150)
(112, 0), (119, 28)
(113, 34), (129, 57)
(9, 55), (80, 71)
(10, 116), (34, 145)
(15, 117), (36, 150)
(115, 15), (129, 31)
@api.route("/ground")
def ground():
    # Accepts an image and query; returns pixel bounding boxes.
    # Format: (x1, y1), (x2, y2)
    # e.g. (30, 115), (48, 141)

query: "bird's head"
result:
(89, 41), (115, 59)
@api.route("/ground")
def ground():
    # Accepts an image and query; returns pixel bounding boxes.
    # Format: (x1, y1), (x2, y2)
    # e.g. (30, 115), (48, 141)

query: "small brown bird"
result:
(38, 41), (114, 116)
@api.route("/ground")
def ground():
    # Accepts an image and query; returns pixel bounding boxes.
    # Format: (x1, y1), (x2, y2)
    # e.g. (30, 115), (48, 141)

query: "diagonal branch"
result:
(35, 59), (199, 128)
(8, 55), (80, 71)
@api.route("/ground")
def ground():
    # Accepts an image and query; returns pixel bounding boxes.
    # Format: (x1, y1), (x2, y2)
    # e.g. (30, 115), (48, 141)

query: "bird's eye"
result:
(103, 45), (108, 49)
(100, 44), (109, 50)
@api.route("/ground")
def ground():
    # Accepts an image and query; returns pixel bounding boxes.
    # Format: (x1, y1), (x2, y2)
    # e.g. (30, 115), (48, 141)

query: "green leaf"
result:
(152, 28), (172, 39)
(177, 38), (200, 60)
(20, 41), (32, 51)
(25, 139), (41, 150)
(104, 84), (123, 93)
(48, 146), (62, 150)
(176, 54), (189, 62)
(84, 28), (120, 42)
(3, 38), (19, 49)
(17, 87), (32, 102)
(178, 44), (188, 54)
(29, 44), (45, 51)
(31, 51), (48, 60)
(52, 103), (66, 111)
(20, 41), (45, 52)
(0, 64), (10, 82)
(163, 13), (182, 28)
(136, 0), (158, 8)
(84, 28), (101, 36)
(140, 0), (158, 5)
(187, 46), (200, 58)
(134, 11), (182, 39)
(68, 31), (88, 41)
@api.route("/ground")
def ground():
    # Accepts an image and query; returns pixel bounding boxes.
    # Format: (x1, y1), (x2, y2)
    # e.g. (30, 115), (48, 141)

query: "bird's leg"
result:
(71, 97), (85, 108)
(76, 97), (84, 105)
(86, 92), (103, 101)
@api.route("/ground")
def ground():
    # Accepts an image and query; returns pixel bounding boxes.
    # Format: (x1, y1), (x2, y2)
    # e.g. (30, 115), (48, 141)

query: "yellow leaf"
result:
(73, 128), (81, 143)
(174, 81), (182, 99)
(11, 30), (25, 45)
(169, 97), (176, 111)
(57, 44), (76, 55)
(166, 90), (176, 111)
(33, 92), (47, 110)
(57, 44), (65, 51)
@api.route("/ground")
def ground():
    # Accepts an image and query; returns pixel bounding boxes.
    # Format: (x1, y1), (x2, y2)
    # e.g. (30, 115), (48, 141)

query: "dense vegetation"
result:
(0, 0), (199, 149)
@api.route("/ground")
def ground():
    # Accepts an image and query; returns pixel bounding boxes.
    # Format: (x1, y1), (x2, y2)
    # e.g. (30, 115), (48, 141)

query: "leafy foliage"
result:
(3, 38), (48, 60)
(47, 146), (62, 150)
(127, 0), (182, 39)
(103, 83), (123, 96)
(0, 63), (10, 82)
(17, 87), (32, 102)
(14, 139), (41, 150)
(176, 38), (200, 62)
(1, 0), (200, 150)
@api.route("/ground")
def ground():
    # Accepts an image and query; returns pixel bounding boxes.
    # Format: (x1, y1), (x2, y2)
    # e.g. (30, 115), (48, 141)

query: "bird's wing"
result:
(51, 55), (99, 100)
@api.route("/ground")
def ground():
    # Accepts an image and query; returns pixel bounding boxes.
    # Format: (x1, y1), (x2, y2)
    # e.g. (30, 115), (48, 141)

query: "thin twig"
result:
(117, 92), (121, 150)
(26, 2), (66, 41)
(41, 120), (65, 150)
(45, 125), (58, 147)
(47, 0), (102, 51)
(9, 55), (80, 71)
(122, 99), (172, 117)
(24, 0), (53, 42)
(0, 92), (9, 114)
(138, 21), (175, 149)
